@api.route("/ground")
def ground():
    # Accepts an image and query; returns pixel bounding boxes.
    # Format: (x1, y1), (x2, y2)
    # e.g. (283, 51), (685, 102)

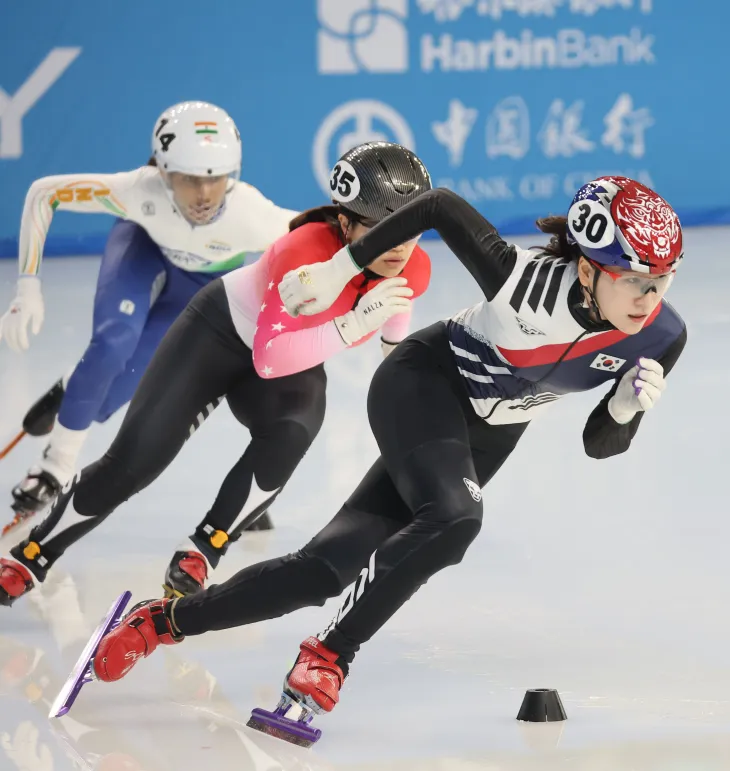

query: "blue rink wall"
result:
(1, 1), (729, 258)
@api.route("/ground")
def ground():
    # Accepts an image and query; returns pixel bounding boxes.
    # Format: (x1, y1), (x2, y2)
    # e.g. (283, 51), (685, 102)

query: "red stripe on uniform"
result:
(497, 304), (662, 368)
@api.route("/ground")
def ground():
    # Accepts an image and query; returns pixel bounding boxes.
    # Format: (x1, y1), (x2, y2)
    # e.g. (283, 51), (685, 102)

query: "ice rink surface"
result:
(0, 228), (728, 771)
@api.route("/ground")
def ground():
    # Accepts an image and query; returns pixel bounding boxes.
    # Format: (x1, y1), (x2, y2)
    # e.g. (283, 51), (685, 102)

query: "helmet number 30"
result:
(329, 160), (360, 204)
(568, 199), (615, 249)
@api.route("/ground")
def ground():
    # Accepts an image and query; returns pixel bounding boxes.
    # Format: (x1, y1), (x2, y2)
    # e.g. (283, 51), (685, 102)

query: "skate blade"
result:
(246, 697), (321, 748)
(48, 590), (132, 718)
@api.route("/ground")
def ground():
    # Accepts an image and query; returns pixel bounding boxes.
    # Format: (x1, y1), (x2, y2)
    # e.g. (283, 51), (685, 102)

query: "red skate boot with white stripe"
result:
(0, 558), (35, 606)
(162, 550), (209, 599)
(247, 636), (345, 747)
(93, 598), (183, 682)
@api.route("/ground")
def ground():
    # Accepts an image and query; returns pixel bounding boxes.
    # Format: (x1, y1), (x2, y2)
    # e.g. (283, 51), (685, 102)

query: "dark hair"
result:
(288, 204), (340, 231)
(147, 155), (157, 167)
(535, 215), (581, 260)
(288, 203), (365, 236)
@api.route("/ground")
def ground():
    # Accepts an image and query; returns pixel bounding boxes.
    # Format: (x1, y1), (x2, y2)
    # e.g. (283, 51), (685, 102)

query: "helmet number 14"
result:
(155, 118), (175, 152)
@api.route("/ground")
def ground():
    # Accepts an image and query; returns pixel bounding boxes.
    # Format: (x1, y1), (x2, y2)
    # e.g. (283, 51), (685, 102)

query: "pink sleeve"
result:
(379, 309), (412, 344)
(253, 321), (347, 378)
(252, 276), (347, 379)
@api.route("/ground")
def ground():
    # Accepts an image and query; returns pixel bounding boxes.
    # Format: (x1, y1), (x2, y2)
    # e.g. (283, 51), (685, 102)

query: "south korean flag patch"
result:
(590, 353), (626, 373)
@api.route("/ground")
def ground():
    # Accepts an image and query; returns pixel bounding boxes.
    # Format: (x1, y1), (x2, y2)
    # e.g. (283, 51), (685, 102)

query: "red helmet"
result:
(566, 176), (683, 275)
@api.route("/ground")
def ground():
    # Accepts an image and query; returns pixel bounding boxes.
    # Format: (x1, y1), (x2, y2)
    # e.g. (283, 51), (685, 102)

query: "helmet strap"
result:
(581, 265), (604, 323)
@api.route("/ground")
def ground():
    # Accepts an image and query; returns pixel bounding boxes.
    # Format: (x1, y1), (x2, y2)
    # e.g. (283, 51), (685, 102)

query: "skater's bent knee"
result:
(429, 516), (482, 570)
(420, 485), (484, 529)
(72, 455), (138, 517)
(294, 549), (355, 601)
(86, 321), (142, 374)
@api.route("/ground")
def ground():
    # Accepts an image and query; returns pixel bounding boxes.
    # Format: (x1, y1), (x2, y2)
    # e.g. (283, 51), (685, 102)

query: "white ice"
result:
(0, 228), (728, 771)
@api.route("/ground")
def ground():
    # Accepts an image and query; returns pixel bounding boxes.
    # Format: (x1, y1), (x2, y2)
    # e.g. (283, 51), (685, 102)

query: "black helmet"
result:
(328, 141), (432, 225)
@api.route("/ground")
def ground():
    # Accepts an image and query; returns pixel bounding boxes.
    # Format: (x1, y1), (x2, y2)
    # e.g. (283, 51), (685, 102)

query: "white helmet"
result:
(151, 101), (241, 179)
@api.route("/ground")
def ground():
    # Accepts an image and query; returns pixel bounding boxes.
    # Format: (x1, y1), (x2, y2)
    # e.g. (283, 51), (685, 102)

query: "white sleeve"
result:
(238, 183), (298, 251)
(17, 169), (142, 276)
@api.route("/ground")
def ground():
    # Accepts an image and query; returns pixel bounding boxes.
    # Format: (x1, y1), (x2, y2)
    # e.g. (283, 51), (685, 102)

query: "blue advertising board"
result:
(0, 0), (726, 256)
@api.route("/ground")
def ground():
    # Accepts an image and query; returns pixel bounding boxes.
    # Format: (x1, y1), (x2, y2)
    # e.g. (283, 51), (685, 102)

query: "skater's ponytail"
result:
(288, 205), (341, 232)
(288, 204), (366, 242)
(535, 215), (580, 260)
(147, 156), (158, 167)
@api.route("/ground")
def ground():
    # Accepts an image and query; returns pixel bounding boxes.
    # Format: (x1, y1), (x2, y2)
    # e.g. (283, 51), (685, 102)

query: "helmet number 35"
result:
(155, 118), (176, 153)
(329, 160), (360, 203)
(568, 199), (615, 249)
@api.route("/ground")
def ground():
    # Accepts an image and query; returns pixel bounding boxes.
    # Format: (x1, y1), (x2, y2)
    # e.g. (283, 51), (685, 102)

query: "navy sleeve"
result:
(348, 188), (517, 301)
(582, 325), (687, 459)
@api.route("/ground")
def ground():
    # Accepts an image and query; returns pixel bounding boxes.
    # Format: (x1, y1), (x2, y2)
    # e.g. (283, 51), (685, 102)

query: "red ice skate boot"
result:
(0, 558), (35, 607)
(162, 550), (209, 599)
(92, 598), (183, 682)
(285, 636), (345, 714)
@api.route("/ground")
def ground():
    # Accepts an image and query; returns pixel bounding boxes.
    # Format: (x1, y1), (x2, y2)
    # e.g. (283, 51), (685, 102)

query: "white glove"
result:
(608, 357), (666, 424)
(279, 246), (361, 317)
(333, 278), (413, 346)
(0, 277), (45, 352)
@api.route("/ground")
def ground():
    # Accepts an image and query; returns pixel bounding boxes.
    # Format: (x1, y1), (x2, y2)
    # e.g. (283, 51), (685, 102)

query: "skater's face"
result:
(338, 214), (420, 278)
(167, 172), (229, 225)
(578, 257), (673, 334)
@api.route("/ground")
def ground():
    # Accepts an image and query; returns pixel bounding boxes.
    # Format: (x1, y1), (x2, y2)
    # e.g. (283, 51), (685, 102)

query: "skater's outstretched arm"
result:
(347, 188), (516, 301)
(0, 170), (141, 353)
(278, 188), (515, 317)
(17, 170), (140, 276)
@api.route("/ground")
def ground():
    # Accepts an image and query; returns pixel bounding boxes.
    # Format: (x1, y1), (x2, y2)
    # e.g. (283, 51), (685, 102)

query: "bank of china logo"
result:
(317, 0), (409, 74)
(312, 99), (416, 198)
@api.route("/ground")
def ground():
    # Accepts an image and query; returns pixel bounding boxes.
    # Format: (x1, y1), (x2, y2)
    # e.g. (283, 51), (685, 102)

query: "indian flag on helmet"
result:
(195, 122), (218, 135)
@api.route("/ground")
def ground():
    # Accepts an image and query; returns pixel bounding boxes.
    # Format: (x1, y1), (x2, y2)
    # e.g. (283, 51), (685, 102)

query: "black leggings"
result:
(173, 322), (527, 663)
(14, 280), (326, 573)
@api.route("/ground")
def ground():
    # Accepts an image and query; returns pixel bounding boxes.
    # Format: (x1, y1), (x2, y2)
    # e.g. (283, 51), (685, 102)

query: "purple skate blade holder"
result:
(247, 697), (322, 747)
(48, 590), (132, 719)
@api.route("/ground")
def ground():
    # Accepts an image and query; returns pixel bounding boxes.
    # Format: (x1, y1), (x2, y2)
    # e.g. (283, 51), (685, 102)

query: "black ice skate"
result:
(5, 469), (62, 536)
(23, 379), (66, 437)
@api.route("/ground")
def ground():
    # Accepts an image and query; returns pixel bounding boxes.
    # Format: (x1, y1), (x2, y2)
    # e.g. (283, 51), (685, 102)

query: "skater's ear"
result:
(577, 256), (596, 289)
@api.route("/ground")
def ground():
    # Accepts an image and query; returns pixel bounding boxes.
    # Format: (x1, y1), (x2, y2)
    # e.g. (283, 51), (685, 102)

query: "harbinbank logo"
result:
(316, 1), (655, 74)
(317, 0), (409, 74)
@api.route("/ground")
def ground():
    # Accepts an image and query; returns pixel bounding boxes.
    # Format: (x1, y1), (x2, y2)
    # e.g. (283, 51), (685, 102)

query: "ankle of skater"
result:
(190, 519), (233, 568)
